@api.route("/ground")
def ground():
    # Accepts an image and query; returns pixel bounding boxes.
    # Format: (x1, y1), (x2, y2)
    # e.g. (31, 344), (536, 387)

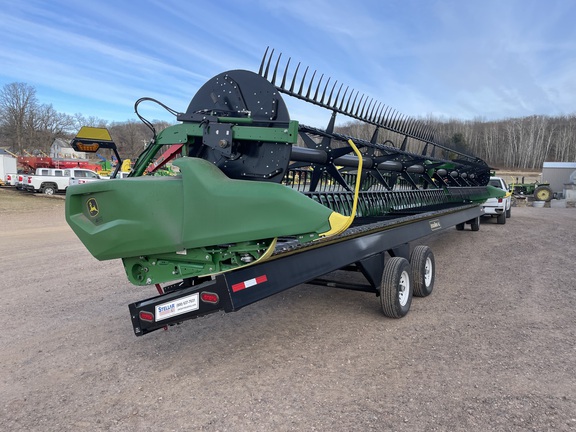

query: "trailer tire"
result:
(410, 246), (435, 297)
(455, 223), (465, 231)
(470, 217), (480, 231)
(497, 212), (506, 224)
(380, 257), (412, 318)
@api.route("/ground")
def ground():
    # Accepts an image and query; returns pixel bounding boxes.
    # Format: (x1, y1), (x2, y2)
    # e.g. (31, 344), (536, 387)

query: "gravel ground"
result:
(1, 187), (575, 432)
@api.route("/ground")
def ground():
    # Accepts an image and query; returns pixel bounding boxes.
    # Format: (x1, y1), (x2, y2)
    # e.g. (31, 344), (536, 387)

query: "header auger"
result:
(66, 48), (499, 293)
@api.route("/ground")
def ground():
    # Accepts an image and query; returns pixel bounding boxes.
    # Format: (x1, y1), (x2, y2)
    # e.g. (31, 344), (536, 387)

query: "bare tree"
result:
(73, 113), (108, 130)
(109, 120), (148, 161)
(0, 82), (38, 154)
(29, 104), (76, 154)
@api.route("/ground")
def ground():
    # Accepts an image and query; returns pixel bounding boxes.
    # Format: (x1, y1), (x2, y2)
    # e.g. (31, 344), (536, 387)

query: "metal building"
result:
(542, 162), (576, 197)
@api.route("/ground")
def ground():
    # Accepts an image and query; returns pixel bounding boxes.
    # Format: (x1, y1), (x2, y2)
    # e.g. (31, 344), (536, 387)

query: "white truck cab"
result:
(482, 176), (512, 224)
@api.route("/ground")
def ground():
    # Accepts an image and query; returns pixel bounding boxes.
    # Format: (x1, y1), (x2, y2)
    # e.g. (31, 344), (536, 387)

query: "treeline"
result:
(1, 82), (575, 169)
(0, 82), (169, 161)
(337, 114), (576, 170)
(429, 115), (576, 169)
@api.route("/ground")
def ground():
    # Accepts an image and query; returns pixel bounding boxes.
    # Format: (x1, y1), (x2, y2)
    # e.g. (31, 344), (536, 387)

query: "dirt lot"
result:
(1, 187), (575, 432)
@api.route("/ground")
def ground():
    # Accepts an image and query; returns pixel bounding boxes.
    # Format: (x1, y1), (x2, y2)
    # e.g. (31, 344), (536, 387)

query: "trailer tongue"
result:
(65, 49), (502, 336)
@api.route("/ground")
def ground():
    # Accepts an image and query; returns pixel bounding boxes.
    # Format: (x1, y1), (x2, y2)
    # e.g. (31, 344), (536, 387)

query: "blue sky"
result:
(1, 0), (575, 127)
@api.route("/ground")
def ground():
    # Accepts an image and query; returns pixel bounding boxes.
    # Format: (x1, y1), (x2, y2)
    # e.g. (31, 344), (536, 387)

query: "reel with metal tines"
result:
(259, 47), (435, 145)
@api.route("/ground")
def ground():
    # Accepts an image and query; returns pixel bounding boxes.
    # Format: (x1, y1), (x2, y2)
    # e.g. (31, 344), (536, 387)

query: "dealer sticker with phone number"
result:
(155, 293), (199, 322)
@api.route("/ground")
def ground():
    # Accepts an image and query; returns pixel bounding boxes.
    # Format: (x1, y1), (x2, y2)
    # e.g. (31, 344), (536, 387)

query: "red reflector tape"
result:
(231, 275), (268, 292)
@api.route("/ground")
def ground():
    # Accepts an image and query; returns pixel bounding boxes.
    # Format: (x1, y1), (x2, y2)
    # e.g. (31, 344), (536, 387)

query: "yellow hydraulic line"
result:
(319, 138), (363, 237)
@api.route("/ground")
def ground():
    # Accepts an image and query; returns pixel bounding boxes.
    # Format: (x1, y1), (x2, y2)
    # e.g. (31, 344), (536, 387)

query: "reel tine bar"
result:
(259, 48), (435, 146)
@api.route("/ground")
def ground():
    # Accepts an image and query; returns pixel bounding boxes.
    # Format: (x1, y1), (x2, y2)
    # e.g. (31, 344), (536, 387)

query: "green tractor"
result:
(509, 178), (554, 203)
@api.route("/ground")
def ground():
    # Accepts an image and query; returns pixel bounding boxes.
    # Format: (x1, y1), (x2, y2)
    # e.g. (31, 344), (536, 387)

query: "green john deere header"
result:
(66, 50), (500, 287)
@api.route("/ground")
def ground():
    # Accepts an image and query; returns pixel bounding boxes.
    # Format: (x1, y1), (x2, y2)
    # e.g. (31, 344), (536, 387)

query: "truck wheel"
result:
(470, 217), (480, 231)
(497, 212), (506, 224)
(506, 206), (511, 218)
(42, 185), (56, 195)
(410, 246), (435, 297)
(455, 223), (465, 231)
(380, 257), (412, 318)
(534, 186), (553, 202)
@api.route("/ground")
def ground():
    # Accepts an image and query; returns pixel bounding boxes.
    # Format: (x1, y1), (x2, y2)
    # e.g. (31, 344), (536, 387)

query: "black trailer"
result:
(65, 50), (497, 337)
(129, 204), (482, 336)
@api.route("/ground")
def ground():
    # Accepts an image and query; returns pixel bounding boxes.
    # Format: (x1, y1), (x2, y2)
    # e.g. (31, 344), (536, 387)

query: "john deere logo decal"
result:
(87, 198), (99, 217)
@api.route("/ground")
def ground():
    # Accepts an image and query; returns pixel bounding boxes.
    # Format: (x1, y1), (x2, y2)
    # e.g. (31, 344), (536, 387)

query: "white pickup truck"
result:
(14, 173), (29, 190)
(19, 168), (63, 192)
(482, 176), (512, 224)
(69, 170), (130, 185)
(4, 172), (19, 187)
(24, 168), (101, 194)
